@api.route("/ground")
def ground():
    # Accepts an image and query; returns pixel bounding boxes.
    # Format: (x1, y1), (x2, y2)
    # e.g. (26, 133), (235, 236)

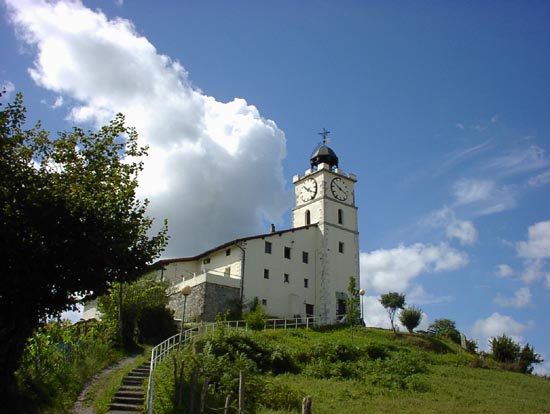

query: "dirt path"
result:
(70, 356), (139, 414)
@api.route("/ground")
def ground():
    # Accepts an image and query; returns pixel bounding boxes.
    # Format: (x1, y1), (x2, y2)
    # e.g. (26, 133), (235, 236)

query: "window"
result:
(284, 273), (290, 283)
(224, 266), (231, 277)
(338, 209), (343, 225)
(339, 242), (344, 253)
(304, 278), (309, 288)
(262, 299), (267, 306)
(264, 269), (270, 279)
(284, 246), (291, 259)
(203, 258), (211, 264)
(265, 241), (272, 254)
(302, 251), (309, 264)
(226, 248), (231, 256)
(305, 210), (311, 225)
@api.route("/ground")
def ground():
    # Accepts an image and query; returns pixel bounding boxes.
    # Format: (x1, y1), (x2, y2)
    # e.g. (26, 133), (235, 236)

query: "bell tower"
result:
(292, 130), (360, 324)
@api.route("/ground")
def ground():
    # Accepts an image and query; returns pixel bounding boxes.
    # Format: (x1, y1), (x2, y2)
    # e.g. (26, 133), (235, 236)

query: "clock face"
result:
(300, 178), (317, 202)
(330, 177), (348, 201)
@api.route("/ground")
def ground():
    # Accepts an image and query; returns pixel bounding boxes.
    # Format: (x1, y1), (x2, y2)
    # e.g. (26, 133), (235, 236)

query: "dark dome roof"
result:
(310, 145), (339, 169)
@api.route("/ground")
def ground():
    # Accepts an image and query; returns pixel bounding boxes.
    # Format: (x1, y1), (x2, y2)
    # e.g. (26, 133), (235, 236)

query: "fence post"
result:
(302, 395), (312, 414)
(224, 394), (232, 414)
(239, 371), (245, 414)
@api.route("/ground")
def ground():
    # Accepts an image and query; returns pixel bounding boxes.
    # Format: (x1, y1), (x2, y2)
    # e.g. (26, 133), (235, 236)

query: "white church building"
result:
(149, 138), (361, 325)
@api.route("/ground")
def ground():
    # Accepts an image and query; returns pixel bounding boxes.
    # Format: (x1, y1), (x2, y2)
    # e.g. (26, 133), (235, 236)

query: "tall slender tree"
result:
(379, 292), (406, 334)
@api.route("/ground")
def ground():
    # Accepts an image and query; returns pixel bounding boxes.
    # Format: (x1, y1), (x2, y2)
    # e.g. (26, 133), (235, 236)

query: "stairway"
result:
(108, 360), (150, 414)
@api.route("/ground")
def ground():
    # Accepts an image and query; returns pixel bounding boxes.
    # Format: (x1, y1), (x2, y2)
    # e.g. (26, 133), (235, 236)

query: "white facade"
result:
(152, 146), (361, 325)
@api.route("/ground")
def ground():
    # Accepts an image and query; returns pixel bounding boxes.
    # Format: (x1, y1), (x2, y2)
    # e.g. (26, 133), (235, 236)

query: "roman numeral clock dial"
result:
(300, 178), (317, 202)
(330, 177), (348, 201)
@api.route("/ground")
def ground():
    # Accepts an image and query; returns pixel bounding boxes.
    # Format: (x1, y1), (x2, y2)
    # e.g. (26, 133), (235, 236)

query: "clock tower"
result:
(292, 134), (360, 324)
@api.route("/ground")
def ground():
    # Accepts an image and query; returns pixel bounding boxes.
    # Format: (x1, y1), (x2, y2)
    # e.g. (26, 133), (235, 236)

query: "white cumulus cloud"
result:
(516, 221), (550, 259)
(493, 287), (531, 308)
(516, 221), (550, 285)
(427, 207), (478, 245)
(5, 0), (291, 256)
(360, 242), (468, 293)
(495, 264), (515, 278)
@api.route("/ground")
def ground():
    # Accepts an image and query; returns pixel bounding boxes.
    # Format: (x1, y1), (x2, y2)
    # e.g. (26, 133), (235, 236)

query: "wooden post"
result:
(118, 283), (123, 343)
(302, 395), (312, 414)
(189, 366), (199, 414)
(224, 394), (232, 414)
(238, 371), (245, 414)
(173, 356), (185, 408)
(199, 376), (209, 414)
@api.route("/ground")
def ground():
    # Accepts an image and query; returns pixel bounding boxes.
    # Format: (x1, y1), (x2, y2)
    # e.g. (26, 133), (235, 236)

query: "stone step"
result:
(107, 360), (150, 414)
(119, 385), (144, 392)
(122, 379), (145, 387)
(112, 395), (145, 405)
(116, 390), (144, 398)
(126, 373), (148, 380)
(109, 402), (144, 412)
(108, 411), (144, 414)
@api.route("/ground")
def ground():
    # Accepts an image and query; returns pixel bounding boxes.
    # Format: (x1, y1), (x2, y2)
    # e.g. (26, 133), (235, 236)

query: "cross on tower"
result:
(318, 128), (331, 145)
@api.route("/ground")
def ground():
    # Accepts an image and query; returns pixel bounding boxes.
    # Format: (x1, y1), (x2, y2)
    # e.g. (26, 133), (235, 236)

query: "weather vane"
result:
(318, 128), (332, 145)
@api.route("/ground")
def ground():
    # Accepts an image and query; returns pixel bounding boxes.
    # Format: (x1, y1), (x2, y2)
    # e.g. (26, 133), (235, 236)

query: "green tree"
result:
(490, 334), (520, 363)
(346, 276), (361, 326)
(379, 292), (406, 334)
(518, 343), (544, 374)
(399, 305), (423, 333)
(97, 277), (175, 348)
(490, 335), (543, 374)
(428, 318), (461, 344)
(0, 93), (167, 402)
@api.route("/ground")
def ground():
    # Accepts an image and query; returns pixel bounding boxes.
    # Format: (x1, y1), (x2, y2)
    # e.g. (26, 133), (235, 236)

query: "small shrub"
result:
(490, 334), (520, 363)
(399, 306), (423, 333)
(243, 305), (267, 331)
(303, 359), (361, 380)
(365, 344), (389, 360)
(364, 352), (429, 390)
(260, 380), (302, 412)
(428, 319), (461, 345)
(470, 356), (490, 369)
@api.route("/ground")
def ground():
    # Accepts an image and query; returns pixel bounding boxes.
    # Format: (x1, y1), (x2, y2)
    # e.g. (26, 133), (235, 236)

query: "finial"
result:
(318, 128), (331, 145)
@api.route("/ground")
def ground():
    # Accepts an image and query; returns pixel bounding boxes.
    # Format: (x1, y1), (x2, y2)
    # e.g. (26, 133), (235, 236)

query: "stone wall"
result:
(172, 282), (240, 322)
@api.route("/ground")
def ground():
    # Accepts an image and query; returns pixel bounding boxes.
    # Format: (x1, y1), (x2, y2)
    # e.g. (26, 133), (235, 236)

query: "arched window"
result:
(338, 209), (344, 225)
(305, 210), (311, 225)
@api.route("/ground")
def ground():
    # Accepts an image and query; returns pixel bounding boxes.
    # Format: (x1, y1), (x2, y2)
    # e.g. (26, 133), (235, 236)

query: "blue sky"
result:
(2, 1), (549, 374)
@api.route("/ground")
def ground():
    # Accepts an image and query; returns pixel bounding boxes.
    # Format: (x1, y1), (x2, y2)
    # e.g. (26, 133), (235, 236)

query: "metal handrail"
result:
(146, 317), (319, 413)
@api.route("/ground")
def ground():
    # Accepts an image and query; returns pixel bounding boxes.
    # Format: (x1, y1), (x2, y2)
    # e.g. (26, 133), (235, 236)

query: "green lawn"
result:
(154, 326), (550, 414)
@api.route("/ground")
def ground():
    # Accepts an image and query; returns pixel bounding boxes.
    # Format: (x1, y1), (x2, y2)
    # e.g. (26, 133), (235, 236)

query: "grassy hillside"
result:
(153, 325), (550, 414)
